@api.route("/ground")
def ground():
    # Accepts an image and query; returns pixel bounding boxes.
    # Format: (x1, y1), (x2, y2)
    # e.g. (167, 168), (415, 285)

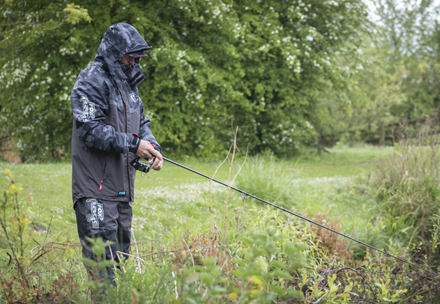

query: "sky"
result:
(364, 0), (440, 22)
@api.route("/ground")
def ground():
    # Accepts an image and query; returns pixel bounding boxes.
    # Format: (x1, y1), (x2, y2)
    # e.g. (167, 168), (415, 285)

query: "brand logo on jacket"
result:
(79, 96), (96, 122)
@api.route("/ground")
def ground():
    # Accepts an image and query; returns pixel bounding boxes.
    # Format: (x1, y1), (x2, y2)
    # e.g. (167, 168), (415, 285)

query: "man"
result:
(70, 23), (163, 285)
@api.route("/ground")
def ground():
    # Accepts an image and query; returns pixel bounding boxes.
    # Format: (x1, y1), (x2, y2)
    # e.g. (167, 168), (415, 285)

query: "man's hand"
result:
(136, 140), (163, 171)
(149, 157), (163, 171)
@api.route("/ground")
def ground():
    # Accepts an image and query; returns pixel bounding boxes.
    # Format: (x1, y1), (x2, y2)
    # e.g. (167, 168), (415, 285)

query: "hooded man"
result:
(70, 23), (163, 285)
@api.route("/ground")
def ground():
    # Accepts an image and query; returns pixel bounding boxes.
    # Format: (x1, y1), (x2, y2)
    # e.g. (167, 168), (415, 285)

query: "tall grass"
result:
(235, 154), (298, 207)
(3, 146), (440, 302)
(369, 122), (440, 261)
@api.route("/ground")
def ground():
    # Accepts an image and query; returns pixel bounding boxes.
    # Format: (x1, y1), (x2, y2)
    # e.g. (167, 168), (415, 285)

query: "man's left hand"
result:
(149, 157), (163, 171)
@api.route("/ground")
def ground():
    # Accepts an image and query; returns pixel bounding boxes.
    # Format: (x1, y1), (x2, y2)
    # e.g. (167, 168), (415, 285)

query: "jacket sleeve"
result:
(139, 99), (162, 154)
(71, 77), (139, 154)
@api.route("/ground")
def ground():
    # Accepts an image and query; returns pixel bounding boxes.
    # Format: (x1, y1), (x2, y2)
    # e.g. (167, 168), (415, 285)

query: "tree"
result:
(0, 1), (92, 160)
(0, 0), (369, 160)
(315, 0), (440, 146)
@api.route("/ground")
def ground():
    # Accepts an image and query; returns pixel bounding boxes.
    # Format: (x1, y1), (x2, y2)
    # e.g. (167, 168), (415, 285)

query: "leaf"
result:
(258, 258), (269, 273)
(213, 286), (226, 294)
(21, 217), (30, 227)
(216, 277), (230, 284)
(210, 266), (221, 277)
(99, 260), (118, 267)
(185, 272), (199, 284)
(272, 270), (292, 279)
(381, 284), (389, 295)
(270, 285), (285, 295)
(284, 244), (297, 255)
(291, 261), (306, 269)
(228, 292), (238, 300)
(201, 257), (216, 266)
(344, 282), (353, 294)
(271, 260), (287, 269)
(286, 288), (304, 299)
(81, 258), (97, 267)
(9, 184), (16, 194)
(250, 275), (263, 286)
(330, 285), (339, 293)
(200, 273), (213, 285)
(63, 3), (92, 25)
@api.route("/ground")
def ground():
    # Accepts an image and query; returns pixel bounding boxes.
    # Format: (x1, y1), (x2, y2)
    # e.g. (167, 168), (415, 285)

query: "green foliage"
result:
(0, 1), (94, 160)
(372, 0), (440, 125)
(81, 237), (117, 294)
(235, 154), (298, 206)
(2, 149), (440, 302)
(329, 0), (440, 146)
(2, 0), (440, 158)
(0, 0), (369, 160)
(231, 231), (306, 302)
(63, 3), (92, 25)
(308, 0), (440, 148)
(362, 136), (440, 267)
(0, 170), (39, 302)
(1, 169), (30, 269)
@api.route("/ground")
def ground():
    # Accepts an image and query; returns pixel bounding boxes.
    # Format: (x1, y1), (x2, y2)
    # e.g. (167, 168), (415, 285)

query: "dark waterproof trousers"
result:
(75, 198), (132, 286)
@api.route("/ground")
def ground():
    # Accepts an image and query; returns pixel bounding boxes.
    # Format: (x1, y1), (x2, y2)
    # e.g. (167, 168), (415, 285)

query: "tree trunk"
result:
(380, 123), (385, 146)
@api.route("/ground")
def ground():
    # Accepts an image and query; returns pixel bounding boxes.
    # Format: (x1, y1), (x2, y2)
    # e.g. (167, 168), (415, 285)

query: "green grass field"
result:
(0, 145), (392, 239)
(5, 145), (440, 303)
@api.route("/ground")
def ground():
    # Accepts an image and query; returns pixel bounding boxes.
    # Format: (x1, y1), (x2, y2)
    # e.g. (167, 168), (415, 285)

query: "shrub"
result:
(368, 128), (440, 262)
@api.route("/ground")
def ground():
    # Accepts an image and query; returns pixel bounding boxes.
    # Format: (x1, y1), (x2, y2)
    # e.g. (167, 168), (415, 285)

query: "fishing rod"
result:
(132, 156), (439, 277)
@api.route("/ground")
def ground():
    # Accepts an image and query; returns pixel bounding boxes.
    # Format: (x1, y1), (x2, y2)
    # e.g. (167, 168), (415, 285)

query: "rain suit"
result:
(70, 23), (160, 285)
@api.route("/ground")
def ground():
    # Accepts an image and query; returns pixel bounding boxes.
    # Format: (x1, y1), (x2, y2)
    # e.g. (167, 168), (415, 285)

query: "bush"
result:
(368, 131), (440, 262)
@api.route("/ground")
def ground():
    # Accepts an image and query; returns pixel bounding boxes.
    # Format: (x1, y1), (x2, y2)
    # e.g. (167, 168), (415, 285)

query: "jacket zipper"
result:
(117, 87), (131, 201)
(99, 161), (107, 192)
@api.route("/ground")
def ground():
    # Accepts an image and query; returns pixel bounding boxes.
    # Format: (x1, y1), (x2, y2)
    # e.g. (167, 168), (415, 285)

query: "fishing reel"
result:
(130, 157), (152, 173)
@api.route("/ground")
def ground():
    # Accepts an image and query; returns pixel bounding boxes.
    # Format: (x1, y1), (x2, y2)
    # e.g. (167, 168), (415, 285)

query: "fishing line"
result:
(163, 157), (439, 277)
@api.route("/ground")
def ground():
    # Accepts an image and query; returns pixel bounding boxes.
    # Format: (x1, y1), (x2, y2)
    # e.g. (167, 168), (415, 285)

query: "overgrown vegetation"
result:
(365, 123), (440, 267)
(1, 145), (440, 303)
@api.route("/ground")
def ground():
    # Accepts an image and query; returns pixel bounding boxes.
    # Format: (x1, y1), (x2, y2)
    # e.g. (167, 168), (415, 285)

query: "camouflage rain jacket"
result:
(71, 23), (161, 206)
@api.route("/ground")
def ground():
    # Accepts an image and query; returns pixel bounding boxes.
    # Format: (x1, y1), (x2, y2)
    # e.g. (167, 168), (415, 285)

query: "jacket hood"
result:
(94, 23), (151, 84)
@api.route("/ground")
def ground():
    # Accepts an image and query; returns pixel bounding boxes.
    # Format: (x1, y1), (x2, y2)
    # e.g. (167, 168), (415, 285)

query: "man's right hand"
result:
(136, 140), (163, 170)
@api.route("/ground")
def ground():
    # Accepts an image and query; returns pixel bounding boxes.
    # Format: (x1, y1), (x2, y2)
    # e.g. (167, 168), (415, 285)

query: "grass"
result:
(6, 144), (425, 303)
(0, 144), (392, 236)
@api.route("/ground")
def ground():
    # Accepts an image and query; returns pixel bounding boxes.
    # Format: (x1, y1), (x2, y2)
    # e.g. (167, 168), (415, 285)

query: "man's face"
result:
(121, 54), (135, 66)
